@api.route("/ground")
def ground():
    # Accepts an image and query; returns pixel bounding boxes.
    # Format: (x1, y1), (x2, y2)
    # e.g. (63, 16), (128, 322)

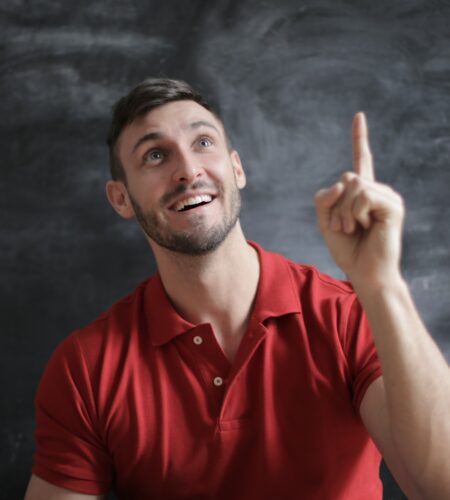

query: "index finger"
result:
(352, 112), (375, 181)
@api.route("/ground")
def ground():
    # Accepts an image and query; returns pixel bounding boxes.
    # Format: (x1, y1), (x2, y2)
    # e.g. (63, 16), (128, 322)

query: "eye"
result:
(198, 137), (213, 148)
(143, 149), (164, 163)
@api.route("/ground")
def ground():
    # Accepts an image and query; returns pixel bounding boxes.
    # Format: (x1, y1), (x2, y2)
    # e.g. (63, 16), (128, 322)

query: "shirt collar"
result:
(146, 241), (301, 347)
(146, 273), (196, 346)
(248, 241), (301, 323)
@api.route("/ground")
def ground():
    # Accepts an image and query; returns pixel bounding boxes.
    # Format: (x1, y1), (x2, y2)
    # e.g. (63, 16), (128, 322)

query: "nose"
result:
(172, 148), (203, 183)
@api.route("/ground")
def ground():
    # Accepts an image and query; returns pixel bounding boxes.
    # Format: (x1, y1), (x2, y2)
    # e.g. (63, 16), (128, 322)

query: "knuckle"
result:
(331, 203), (344, 221)
(359, 189), (370, 204)
(381, 183), (396, 196)
(382, 184), (404, 206)
(340, 199), (353, 215)
(349, 176), (362, 189)
(392, 203), (404, 220)
(396, 195), (405, 214)
(352, 150), (372, 162)
(340, 171), (355, 184)
(394, 192), (404, 206)
(314, 192), (324, 209)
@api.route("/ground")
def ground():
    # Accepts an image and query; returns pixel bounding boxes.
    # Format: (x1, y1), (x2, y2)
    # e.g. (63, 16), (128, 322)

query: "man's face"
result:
(112, 100), (246, 256)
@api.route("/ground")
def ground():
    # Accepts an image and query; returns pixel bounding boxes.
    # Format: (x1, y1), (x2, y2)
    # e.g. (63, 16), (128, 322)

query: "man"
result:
(25, 78), (450, 499)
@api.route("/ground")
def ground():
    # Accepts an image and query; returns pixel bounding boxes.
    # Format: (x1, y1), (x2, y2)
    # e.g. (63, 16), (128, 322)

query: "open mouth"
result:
(173, 194), (215, 212)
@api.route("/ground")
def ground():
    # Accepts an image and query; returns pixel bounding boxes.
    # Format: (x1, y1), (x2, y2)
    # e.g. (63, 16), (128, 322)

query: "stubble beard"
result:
(129, 180), (242, 256)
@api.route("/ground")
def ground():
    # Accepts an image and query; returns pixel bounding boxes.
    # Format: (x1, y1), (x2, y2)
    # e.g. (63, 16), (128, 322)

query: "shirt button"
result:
(213, 377), (224, 386)
(193, 336), (203, 345)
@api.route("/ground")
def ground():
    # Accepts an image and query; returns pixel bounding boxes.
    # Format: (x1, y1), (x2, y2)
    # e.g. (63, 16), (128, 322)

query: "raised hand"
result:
(314, 113), (405, 289)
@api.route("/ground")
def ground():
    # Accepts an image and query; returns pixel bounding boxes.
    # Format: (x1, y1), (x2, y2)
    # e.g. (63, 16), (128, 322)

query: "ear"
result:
(230, 150), (246, 189)
(105, 180), (135, 219)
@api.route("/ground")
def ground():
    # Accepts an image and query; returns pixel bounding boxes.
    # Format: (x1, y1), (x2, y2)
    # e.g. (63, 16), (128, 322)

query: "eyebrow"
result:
(131, 120), (220, 153)
(132, 131), (163, 153)
(189, 120), (220, 133)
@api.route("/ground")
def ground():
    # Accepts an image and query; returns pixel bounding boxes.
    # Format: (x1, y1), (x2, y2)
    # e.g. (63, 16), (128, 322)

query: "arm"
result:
(29, 336), (113, 498)
(359, 378), (423, 499)
(358, 279), (450, 498)
(25, 474), (105, 500)
(315, 113), (450, 499)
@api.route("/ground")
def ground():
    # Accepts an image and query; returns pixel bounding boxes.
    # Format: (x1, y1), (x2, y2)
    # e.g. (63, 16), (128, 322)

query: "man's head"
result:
(107, 78), (226, 184)
(105, 78), (246, 257)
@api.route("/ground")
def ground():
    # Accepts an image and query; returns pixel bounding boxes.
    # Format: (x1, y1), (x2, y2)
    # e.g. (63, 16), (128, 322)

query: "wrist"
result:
(350, 272), (408, 302)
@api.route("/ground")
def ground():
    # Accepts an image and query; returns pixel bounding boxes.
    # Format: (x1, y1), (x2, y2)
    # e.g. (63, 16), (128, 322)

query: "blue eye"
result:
(144, 150), (163, 163)
(199, 137), (212, 147)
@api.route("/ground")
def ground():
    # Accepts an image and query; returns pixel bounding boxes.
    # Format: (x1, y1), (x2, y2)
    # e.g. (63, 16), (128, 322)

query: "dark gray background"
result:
(2, 0), (449, 498)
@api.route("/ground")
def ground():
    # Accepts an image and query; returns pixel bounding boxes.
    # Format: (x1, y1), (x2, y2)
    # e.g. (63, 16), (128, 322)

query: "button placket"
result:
(181, 327), (229, 414)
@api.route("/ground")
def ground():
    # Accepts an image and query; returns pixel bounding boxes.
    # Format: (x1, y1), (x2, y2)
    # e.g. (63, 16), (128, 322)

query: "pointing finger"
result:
(352, 112), (375, 181)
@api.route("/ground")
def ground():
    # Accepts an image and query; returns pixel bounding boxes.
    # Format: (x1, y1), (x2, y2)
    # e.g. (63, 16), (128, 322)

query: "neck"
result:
(150, 224), (260, 358)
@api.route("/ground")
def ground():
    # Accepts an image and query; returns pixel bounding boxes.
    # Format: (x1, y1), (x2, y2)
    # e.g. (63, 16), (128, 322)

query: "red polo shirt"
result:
(32, 242), (382, 499)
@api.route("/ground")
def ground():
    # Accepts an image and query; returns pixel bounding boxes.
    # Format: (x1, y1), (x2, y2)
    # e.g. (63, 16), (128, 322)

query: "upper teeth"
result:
(174, 194), (213, 212)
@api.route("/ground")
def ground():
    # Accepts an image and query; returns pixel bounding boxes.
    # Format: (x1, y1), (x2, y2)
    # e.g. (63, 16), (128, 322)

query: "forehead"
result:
(124, 100), (223, 140)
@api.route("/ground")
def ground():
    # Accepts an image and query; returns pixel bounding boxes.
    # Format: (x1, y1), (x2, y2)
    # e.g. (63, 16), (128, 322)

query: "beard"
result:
(129, 179), (242, 256)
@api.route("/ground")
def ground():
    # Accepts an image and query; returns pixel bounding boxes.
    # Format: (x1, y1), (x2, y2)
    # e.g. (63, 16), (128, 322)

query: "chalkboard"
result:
(1, 1), (449, 498)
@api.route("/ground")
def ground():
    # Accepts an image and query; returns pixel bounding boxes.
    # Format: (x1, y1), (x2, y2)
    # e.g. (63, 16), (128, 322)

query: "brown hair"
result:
(106, 78), (221, 183)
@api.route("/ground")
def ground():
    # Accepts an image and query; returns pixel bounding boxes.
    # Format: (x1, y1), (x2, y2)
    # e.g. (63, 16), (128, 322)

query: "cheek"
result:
(207, 156), (235, 179)
(128, 173), (167, 204)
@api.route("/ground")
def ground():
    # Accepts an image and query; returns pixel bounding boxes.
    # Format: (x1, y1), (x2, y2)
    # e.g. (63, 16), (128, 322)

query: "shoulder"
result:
(287, 259), (362, 328)
(81, 278), (149, 333)
(252, 241), (358, 320)
(51, 277), (154, 373)
(253, 240), (353, 296)
(271, 247), (356, 300)
(286, 259), (353, 296)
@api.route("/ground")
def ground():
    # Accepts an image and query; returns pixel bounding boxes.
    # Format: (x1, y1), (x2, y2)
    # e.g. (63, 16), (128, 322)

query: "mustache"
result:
(160, 181), (221, 206)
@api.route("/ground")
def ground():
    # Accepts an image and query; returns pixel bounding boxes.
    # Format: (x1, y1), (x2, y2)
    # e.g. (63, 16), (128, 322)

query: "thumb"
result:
(314, 182), (344, 233)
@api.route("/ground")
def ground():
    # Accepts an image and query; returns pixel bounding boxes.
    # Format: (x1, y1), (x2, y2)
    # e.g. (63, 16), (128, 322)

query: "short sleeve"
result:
(341, 295), (383, 412)
(32, 334), (113, 495)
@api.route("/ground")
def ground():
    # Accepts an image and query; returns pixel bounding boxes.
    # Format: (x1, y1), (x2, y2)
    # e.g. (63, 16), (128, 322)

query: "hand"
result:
(314, 112), (405, 289)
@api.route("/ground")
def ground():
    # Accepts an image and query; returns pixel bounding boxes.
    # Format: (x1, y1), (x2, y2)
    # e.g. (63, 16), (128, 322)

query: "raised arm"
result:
(315, 113), (450, 499)
(25, 474), (105, 500)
